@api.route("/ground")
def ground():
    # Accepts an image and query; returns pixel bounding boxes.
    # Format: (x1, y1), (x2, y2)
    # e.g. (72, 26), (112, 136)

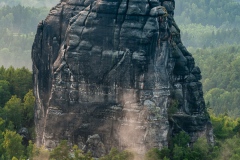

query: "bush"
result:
(100, 148), (134, 160)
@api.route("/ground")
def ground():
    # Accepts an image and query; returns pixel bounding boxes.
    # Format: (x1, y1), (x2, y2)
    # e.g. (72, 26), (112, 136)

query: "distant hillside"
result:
(174, 0), (240, 48)
(190, 45), (240, 117)
(0, 5), (51, 69)
(0, 0), (59, 8)
(0, 0), (240, 66)
(175, 0), (240, 28)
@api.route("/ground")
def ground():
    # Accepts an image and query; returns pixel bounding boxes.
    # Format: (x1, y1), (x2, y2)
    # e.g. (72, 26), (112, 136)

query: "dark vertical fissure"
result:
(59, 5), (64, 44)
(117, 0), (129, 50)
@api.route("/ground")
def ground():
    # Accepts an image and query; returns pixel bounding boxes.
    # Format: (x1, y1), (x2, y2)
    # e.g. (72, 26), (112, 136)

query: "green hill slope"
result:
(191, 45), (240, 118)
(175, 0), (240, 27)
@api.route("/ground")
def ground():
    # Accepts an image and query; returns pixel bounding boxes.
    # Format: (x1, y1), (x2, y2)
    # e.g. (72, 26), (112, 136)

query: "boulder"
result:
(32, 0), (213, 156)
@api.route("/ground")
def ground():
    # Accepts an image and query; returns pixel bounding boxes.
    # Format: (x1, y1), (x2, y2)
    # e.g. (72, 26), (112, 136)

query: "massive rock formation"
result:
(32, 0), (213, 157)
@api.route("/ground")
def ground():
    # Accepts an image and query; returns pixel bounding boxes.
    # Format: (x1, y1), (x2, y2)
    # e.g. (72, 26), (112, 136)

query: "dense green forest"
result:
(175, 0), (240, 48)
(0, 0), (240, 159)
(0, 67), (239, 160)
(1, 65), (240, 160)
(174, 0), (240, 117)
(0, 66), (34, 159)
(190, 45), (240, 118)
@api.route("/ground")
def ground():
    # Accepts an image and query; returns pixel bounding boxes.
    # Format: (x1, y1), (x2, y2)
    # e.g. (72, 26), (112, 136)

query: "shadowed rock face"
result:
(32, 0), (213, 157)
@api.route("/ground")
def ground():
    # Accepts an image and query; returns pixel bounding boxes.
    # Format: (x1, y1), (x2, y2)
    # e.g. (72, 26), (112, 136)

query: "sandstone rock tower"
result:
(32, 0), (213, 157)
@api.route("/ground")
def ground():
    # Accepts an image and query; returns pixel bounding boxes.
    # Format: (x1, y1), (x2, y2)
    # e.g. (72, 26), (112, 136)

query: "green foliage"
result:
(191, 138), (213, 160)
(0, 66), (32, 99)
(172, 144), (186, 160)
(12, 157), (18, 160)
(100, 148), (134, 160)
(150, 115), (240, 160)
(11, 67), (32, 99)
(213, 136), (240, 160)
(233, 119), (240, 134)
(26, 140), (34, 160)
(0, 66), (34, 159)
(50, 140), (94, 160)
(211, 114), (237, 139)
(0, 80), (11, 107)
(22, 90), (35, 128)
(168, 99), (179, 115)
(0, 90), (35, 138)
(172, 131), (190, 148)
(0, 111), (238, 160)
(171, 132), (192, 160)
(191, 45), (240, 117)
(145, 148), (170, 160)
(2, 130), (25, 159)
(50, 140), (70, 160)
(145, 131), (215, 160)
(2, 95), (23, 130)
(30, 145), (50, 160)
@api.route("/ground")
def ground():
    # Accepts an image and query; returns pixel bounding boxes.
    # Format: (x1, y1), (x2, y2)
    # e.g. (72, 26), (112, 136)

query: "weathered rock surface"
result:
(32, 0), (213, 156)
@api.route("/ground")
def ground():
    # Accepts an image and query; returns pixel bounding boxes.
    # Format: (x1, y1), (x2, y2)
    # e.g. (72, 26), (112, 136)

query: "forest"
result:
(0, 0), (240, 159)
(174, 0), (240, 118)
(0, 5), (53, 68)
(0, 66), (240, 160)
(175, 0), (240, 48)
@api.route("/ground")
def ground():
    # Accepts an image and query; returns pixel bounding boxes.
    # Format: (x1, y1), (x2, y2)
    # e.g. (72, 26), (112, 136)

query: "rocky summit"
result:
(32, 0), (213, 157)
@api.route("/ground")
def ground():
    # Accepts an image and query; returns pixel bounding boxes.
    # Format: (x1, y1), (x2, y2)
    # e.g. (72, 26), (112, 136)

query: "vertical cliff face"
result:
(32, 0), (213, 157)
